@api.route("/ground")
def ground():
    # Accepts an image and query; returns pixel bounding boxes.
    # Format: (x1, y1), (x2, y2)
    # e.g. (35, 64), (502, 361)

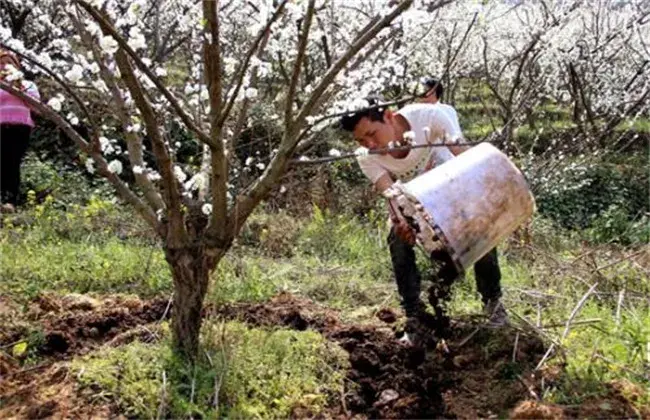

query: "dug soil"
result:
(1, 292), (646, 419)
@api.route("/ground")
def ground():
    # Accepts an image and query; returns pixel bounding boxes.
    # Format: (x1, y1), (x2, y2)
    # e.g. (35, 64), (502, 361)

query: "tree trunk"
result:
(165, 246), (215, 360)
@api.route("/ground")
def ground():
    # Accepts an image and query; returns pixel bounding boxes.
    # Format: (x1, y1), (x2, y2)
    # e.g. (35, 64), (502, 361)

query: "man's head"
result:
(421, 77), (443, 104)
(340, 97), (406, 156)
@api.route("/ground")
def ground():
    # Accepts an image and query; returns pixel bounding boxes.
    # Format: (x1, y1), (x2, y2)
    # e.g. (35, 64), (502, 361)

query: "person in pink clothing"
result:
(0, 50), (40, 210)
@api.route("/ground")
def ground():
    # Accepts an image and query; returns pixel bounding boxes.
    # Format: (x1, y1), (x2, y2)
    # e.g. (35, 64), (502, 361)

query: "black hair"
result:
(339, 96), (387, 132)
(423, 77), (444, 100)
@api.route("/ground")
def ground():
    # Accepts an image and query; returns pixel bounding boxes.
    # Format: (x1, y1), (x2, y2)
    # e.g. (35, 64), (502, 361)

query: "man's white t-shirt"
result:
(357, 103), (463, 184)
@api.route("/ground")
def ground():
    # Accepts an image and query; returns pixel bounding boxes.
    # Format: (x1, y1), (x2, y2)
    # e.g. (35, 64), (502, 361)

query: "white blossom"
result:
(108, 160), (123, 174)
(4, 64), (23, 82)
(128, 27), (146, 51)
(255, 162), (265, 170)
(354, 147), (369, 157)
(65, 64), (84, 83)
(47, 97), (62, 112)
(127, 123), (142, 133)
(403, 131), (415, 141)
(132, 165), (144, 175)
(244, 87), (258, 99)
(88, 63), (100, 74)
(173, 165), (187, 182)
(99, 36), (118, 54)
(85, 158), (95, 174)
(184, 173), (207, 191)
(328, 148), (342, 157)
(66, 112), (79, 125)
(35, 52), (53, 69)
(201, 203), (213, 215)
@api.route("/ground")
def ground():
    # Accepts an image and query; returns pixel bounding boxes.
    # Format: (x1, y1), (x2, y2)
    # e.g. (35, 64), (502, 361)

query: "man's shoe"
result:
(484, 299), (509, 326)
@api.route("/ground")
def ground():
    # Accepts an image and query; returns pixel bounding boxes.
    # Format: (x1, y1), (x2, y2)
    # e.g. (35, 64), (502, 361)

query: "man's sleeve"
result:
(428, 108), (460, 139)
(357, 156), (389, 184)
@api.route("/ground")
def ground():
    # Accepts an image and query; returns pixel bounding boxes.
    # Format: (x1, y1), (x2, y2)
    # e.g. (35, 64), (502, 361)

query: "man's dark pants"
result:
(387, 227), (502, 317)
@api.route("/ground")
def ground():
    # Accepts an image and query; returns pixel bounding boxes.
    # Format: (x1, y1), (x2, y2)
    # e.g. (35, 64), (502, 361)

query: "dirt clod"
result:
(511, 400), (565, 419)
(24, 400), (57, 419)
(61, 293), (101, 311)
(376, 308), (397, 323)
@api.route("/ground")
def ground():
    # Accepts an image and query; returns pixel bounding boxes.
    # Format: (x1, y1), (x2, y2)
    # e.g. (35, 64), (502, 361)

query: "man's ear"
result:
(383, 109), (394, 123)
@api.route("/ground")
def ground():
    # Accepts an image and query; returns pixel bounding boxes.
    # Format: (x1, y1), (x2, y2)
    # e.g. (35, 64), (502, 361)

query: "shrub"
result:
(533, 158), (649, 235)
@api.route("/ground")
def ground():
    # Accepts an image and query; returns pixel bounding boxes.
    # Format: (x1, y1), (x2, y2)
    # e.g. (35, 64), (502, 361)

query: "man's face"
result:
(352, 113), (399, 155)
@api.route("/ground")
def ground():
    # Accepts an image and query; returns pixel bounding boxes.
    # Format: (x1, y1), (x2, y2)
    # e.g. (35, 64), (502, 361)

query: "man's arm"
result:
(448, 143), (470, 156)
(375, 173), (416, 245)
(374, 173), (394, 193)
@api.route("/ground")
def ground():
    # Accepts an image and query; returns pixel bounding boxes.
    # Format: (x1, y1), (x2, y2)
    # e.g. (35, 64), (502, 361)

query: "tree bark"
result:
(165, 245), (220, 360)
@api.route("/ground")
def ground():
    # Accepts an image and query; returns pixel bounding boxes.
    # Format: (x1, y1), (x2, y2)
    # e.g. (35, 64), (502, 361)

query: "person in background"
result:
(419, 77), (460, 121)
(0, 50), (40, 212)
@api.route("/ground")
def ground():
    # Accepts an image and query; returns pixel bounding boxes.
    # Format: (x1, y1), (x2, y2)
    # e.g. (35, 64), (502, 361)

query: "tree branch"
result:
(284, 0), (316, 132)
(0, 42), (99, 144)
(202, 0), (229, 242)
(216, 0), (289, 131)
(70, 10), (164, 211)
(114, 48), (188, 247)
(0, 80), (159, 230)
(228, 0), (418, 237)
(74, 0), (212, 146)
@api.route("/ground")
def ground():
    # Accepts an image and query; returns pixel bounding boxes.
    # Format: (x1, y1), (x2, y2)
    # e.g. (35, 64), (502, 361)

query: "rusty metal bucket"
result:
(385, 143), (535, 273)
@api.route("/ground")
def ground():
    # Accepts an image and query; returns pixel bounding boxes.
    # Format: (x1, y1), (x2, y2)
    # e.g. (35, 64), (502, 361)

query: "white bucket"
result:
(400, 143), (535, 272)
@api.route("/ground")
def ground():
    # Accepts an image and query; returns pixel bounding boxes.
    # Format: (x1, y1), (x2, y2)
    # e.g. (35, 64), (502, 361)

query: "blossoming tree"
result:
(0, 0), (469, 358)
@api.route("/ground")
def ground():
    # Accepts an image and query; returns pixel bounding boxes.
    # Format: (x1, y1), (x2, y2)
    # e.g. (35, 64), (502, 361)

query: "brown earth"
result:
(1, 292), (646, 419)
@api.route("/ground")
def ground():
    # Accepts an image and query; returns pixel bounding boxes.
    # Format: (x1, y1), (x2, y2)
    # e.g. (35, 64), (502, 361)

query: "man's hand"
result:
(388, 197), (416, 245)
(393, 219), (416, 245)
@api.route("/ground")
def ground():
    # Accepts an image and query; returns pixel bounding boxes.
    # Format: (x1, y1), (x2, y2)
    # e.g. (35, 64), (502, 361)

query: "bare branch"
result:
(285, 0), (316, 131)
(115, 48), (188, 247)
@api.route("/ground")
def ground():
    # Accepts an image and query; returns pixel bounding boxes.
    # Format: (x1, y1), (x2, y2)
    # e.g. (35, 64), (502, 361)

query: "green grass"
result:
(444, 217), (649, 409)
(1, 204), (397, 318)
(0, 232), (171, 299)
(72, 321), (348, 419)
